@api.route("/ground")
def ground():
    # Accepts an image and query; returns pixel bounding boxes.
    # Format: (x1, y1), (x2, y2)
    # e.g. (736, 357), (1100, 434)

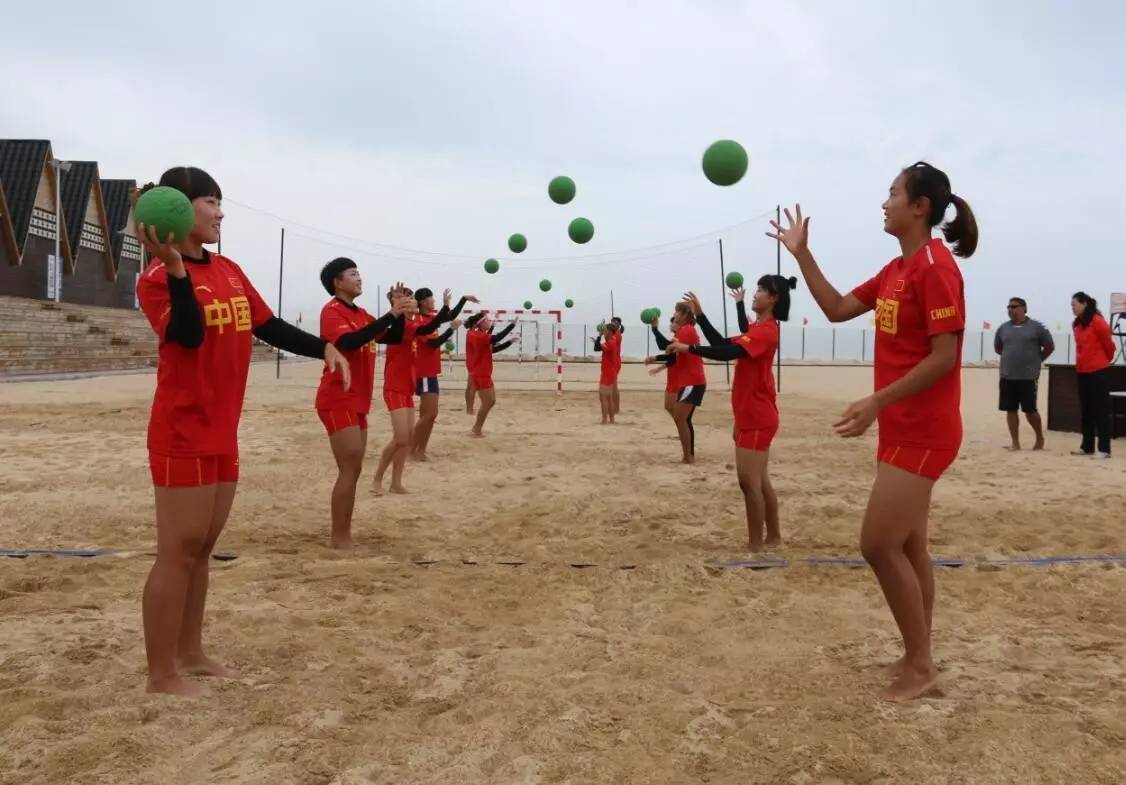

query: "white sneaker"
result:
(1094, 452), (1112, 459)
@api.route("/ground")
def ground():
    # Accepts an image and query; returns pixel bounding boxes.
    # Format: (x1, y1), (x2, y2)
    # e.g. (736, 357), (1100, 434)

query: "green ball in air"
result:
(564, 298), (574, 308)
(444, 341), (455, 352)
(548, 176), (576, 205)
(702, 140), (749, 186)
(539, 279), (552, 292)
(651, 307), (661, 320)
(640, 308), (654, 324)
(568, 217), (594, 244)
(134, 186), (195, 244)
(726, 271), (744, 289)
(508, 234), (527, 253)
(484, 258), (500, 274)
(523, 300), (533, 309)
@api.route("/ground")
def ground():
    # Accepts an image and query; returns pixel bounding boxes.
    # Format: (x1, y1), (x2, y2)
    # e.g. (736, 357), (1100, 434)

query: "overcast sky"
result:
(3, 0), (1123, 334)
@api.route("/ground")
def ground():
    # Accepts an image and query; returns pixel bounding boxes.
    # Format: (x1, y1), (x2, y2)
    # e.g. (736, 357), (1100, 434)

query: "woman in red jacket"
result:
(1070, 292), (1116, 458)
(770, 161), (978, 702)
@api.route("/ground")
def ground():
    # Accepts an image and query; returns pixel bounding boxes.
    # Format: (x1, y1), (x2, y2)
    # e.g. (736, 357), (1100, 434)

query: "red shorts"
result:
(470, 375), (494, 391)
(317, 409), (368, 434)
(383, 390), (414, 411)
(735, 426), (777, 452)
(877, 444), (958, 480)
(149, 452), (239, 488)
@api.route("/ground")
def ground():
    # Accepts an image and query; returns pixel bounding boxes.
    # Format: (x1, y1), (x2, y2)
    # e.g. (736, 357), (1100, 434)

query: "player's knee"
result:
(860, 535), (893, 566)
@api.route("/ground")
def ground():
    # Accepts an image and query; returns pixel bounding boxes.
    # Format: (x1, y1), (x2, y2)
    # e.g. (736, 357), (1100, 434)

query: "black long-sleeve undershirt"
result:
(253, 318), (327, 359)
(695, 312), (731, 346)
(491, 323), (515, 345)
(689, 342), (749, 362)
(736, 301), (749, 333)
(651, 324), (670, 350)
(164, 273), (205, 348)
(335, 312), (400, 351)
(427, 325), (456, 348)
(493, 340), (515, 354)
(592, 335), (602, 352)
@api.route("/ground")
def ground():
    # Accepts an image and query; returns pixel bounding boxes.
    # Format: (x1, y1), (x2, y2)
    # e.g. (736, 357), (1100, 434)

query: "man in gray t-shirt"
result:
(994, 297), (1054, 450)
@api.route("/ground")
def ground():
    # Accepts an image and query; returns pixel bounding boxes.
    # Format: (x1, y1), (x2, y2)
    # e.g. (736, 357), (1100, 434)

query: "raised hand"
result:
(767, 204), (810, 258)
(443, 288), (452, 307)
(681, 292), (703, 315)
(463, 295), (480, 304)
(136, 224), (185, 278)
(451, 318), (463, 330)
(728, 287), (746, 303)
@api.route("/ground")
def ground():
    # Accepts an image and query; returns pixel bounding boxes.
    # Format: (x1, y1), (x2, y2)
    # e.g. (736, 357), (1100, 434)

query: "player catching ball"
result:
(464, 313), (516, 436)
(769, 161), (977, 701)
(668, 277), (794, 549)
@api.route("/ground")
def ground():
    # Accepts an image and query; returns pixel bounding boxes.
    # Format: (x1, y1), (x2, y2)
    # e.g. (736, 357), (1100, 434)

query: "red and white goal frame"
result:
(461, 308), (564, 394)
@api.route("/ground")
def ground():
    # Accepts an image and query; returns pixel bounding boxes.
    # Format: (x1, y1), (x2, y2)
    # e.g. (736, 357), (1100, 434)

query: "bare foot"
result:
(371, 478), (385, 496)
(764, 535), (783, 549)
(330, 536), (353, 550)
(682, 456), (695, 465)
(469, 431), (484, 438)
(413, 453), (429, 463)
(389, 484), (409, 495)
(147, 675), (209, 698)
(747, 541), (764, 554)
(1004, 444), (1021, 451)
(1033, 440), (1045, 451)
(881, 663), (939, 702)
(177, 654), (236, 678)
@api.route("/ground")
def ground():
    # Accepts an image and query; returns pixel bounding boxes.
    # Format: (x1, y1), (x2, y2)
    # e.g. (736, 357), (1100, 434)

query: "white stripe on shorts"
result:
(678, 386), (695, 402)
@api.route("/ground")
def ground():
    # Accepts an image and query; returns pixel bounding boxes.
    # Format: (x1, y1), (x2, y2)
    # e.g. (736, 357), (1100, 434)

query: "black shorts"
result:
(999, 378), (1037, 413)
(676, 384), (706, 407)
(416, 376), (440, 395)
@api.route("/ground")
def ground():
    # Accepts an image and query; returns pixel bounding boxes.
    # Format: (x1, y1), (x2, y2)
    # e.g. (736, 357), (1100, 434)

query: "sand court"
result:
(1, 362), (1124, 784)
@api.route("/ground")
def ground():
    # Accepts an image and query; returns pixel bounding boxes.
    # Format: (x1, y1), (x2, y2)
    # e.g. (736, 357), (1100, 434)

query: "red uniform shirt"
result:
(600, 332), (621, 376)
(731, 318), (779, 431)
(413, 313), (445, 378)
(1074, 313), (1116, 373)
(851, 238), (965, 450)
(316, 298), (378, 413)
(138, 253), (274, 457)
(383, 316), (422, 395)
(674, 324), (707, 387)
(466, 330), (493, 378)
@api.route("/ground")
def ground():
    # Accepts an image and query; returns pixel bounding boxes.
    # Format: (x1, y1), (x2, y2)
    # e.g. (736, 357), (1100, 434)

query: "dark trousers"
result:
(1076, 369), (1112, 454)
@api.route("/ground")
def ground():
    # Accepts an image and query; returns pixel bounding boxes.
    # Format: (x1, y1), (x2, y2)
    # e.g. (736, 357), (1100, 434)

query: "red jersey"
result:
(1073, 313), (1115, 373)
(730, 318), (779, 431)
(851, 238), (965, 450)
(674, 324), (706, 387)
(600, 332), (621, 374)
(383, 316), (422, 395)
(138, 253), (273, 457)
(316, 298), (378, 413)
(413, 312), (445, 378)
(466, 330), (493, 378)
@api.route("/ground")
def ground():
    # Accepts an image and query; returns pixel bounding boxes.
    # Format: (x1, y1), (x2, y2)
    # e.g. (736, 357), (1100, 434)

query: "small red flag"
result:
(983, 320), (991, 329)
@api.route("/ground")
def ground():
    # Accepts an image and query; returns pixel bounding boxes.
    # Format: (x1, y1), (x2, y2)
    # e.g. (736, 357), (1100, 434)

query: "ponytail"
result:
(944, 194), (978, 258)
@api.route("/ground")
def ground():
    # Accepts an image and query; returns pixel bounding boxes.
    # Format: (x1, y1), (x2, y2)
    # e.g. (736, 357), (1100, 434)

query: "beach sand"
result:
(1, 361), (1124, 784)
